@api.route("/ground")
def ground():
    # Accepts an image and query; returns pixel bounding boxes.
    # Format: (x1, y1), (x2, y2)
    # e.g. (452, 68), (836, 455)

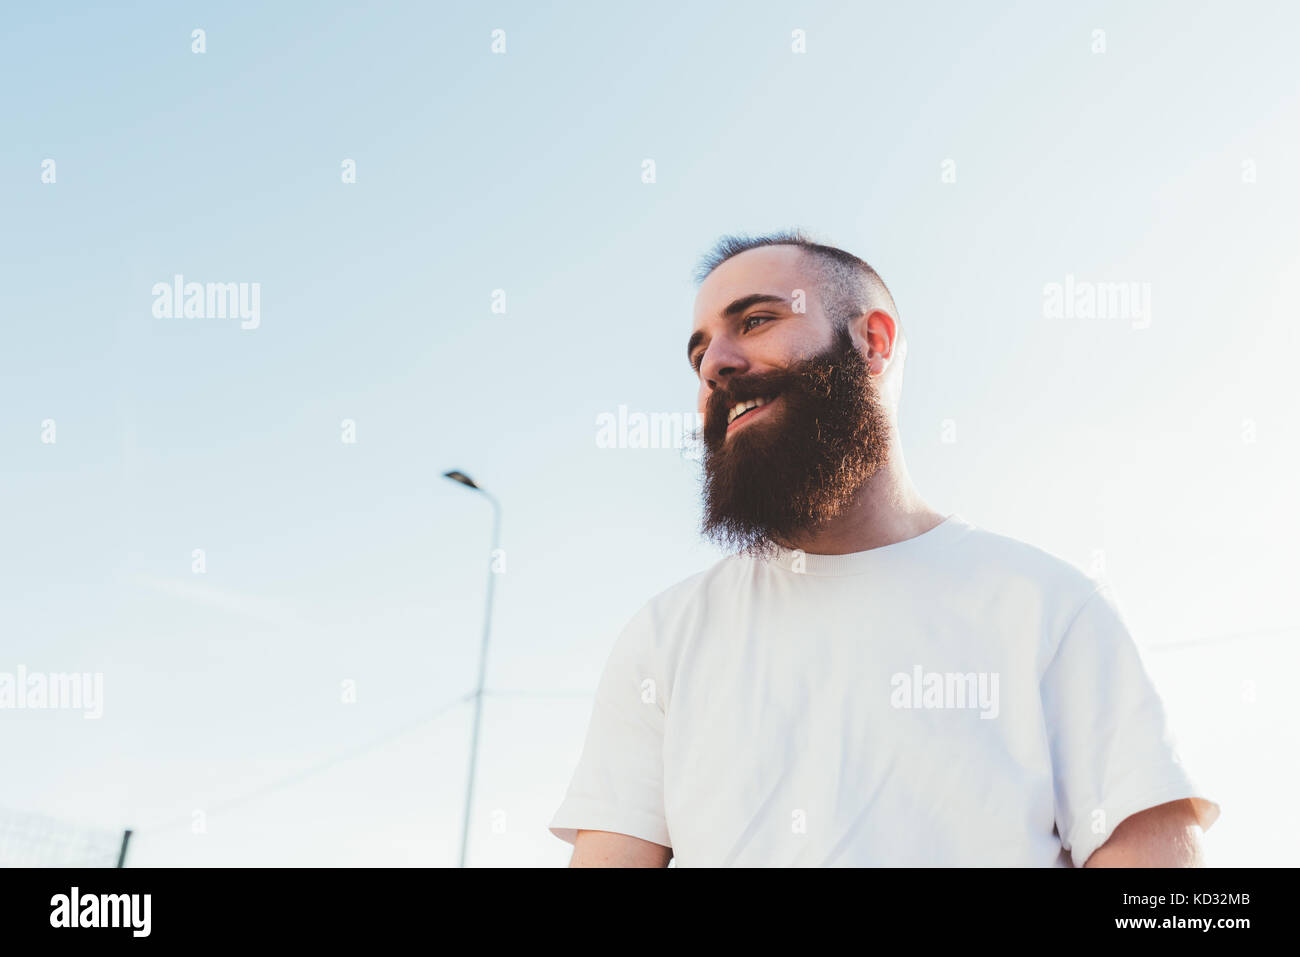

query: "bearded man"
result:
(549, 231), (1219, 867)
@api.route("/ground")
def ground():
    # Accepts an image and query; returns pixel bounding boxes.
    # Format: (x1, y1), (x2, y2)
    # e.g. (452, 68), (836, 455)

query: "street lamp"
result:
(442, 469), (501, 868)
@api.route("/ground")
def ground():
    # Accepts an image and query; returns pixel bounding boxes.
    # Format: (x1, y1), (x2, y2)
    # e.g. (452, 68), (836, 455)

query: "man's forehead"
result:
(692, 245), (817, 325)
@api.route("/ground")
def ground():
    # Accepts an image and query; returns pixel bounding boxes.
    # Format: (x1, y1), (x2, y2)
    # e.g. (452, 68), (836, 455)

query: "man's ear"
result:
(848, 309), (897, 374)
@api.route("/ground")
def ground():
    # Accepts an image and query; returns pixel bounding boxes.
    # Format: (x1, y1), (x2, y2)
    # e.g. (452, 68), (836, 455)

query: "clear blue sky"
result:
(2, 1), (1295, 866)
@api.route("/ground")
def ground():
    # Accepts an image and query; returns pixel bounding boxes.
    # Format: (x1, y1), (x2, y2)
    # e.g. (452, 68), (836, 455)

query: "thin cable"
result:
(132, 690), (475, 837)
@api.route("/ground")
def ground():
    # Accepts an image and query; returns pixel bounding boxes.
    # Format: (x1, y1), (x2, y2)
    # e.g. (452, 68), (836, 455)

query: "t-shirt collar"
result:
(762, 513), (973, 576)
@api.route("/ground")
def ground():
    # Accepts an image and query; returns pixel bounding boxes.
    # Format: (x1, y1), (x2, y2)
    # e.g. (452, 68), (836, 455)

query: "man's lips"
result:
(725, 395), (778, 435)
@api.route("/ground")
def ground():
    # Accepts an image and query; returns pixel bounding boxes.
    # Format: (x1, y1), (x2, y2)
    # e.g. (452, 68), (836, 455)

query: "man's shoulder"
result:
(638, 553), (747, 619)
(605, 556), (742, 664)
(954, 518), (1105, 607)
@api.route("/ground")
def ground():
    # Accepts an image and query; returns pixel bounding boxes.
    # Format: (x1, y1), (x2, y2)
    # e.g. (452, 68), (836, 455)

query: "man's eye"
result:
(743, 314), (774, 332)
(691, 352), (703, 372)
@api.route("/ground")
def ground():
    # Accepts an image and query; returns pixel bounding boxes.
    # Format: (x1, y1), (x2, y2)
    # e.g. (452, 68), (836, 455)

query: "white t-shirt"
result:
(549, 513), (1219, 866)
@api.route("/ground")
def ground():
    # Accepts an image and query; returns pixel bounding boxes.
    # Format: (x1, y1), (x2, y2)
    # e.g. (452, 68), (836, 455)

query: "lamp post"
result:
(443, 470), (501, 869)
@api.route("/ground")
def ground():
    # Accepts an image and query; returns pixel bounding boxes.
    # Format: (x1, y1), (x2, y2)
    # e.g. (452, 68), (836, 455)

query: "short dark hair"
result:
(693, 230), (897, 329)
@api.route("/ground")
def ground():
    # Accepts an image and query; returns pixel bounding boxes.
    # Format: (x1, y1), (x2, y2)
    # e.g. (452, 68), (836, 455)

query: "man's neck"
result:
(778, 458), (946, 556)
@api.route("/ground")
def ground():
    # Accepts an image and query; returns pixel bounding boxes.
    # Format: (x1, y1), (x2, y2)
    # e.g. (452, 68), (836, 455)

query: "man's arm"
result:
(1083, 798), (1207, 867)
(569, 829), (673, 868)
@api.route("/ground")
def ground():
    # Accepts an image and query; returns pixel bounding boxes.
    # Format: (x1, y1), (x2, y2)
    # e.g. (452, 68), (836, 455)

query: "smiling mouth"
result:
(725, 394), (777, 430)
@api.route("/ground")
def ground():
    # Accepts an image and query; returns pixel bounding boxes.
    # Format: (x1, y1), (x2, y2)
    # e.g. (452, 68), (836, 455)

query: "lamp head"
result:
(443, 470), (480, 490)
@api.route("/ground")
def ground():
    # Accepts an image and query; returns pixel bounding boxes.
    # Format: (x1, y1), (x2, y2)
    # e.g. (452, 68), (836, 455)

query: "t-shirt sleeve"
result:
(1041, 582), (1221, 867)
(548, 602), (671, 849)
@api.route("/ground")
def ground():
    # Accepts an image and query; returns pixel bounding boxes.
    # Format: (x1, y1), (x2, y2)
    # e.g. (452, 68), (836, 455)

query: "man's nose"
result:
(700, 339), (750, 391)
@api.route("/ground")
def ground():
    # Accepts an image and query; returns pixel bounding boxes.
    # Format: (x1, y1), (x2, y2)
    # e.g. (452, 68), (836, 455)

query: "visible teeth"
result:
(727, 395), (772, 425)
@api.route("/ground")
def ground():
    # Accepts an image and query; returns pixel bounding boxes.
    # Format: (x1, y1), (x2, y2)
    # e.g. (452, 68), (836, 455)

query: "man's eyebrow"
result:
(721, 293), (789, 318)
(687, 294), (791, 365)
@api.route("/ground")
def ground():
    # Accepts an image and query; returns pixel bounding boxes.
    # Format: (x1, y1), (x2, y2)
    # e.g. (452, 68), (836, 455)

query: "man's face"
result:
(687, 245), (892, 553)
(689, 245), (836, 425)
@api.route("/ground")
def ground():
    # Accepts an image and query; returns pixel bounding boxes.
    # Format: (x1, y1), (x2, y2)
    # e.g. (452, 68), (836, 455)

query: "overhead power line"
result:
(132, 690), (475, 838)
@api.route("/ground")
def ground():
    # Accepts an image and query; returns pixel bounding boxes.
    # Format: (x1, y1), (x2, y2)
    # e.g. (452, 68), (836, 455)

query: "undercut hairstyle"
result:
(693, 230), (897, 330)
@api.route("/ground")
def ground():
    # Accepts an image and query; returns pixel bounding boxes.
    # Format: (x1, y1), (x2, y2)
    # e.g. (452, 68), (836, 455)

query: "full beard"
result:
(699, 326), (892, 557)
